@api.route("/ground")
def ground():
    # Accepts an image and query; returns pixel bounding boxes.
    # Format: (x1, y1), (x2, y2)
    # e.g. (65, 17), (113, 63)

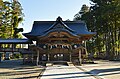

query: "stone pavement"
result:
(41, 65), (96, 79)
(77, 60), (120, 79)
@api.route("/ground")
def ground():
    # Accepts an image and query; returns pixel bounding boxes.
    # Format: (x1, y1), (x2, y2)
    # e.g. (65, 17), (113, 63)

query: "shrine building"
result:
(22, 16), (95, 65)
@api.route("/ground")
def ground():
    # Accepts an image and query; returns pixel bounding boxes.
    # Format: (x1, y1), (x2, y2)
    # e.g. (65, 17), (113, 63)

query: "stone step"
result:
(46, 63), (53, 66)
(67, 62), (74, 66)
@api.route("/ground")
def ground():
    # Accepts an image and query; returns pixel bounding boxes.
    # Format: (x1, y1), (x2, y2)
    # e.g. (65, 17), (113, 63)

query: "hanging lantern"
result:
(74, 45), (77, 48)
(43, 45), (46, 49)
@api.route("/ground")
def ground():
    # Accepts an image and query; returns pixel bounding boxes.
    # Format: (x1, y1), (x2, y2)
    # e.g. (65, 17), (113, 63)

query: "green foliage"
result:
(0, 0), (24, 39)
(13, 53), (22, 59)
(74, 4), (89, 21)
(74, 0), (120, 60)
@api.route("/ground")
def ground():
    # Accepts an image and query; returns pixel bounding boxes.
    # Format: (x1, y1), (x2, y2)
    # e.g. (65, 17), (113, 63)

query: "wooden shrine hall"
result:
(23, 16), (95, 65)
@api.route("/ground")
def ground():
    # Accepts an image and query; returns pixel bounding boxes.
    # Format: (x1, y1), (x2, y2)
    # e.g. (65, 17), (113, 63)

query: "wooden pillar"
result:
(32, 53), (33, 63)
(36, 49), (39, 66)
(23, 55), (25, 64)
(12, 44), (14, 59)
(20, 44), (22, 48)
(69, 45), (72, 62)
(28, 44), (30, 49)
(47, 45), (50, 61)
(48, 54), (50, 61)
(79, 48), (82, 66)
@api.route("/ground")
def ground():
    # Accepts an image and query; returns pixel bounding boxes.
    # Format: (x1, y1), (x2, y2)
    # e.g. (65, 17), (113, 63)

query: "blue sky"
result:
(19, 0), (91, 33)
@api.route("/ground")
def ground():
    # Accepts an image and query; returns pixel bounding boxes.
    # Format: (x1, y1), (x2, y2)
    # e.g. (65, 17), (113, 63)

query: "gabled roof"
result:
(23, 17), (95, 40)
(44, 17), (75, 33)
(41, 17), (77, 37)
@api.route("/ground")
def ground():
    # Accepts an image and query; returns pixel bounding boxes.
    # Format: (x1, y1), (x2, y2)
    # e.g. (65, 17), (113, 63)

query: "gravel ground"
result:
(0, 59), (44, 79)
(77, 60), (120, 79)
(0, 59), (120, 79)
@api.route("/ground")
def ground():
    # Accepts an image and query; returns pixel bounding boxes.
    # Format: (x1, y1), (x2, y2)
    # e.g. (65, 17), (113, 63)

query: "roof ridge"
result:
(43, 16), (75, 33)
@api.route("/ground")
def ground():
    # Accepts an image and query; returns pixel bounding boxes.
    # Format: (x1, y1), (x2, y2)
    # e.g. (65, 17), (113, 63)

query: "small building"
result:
(23, 16), (95, 65)
(0, 39), (32, 60)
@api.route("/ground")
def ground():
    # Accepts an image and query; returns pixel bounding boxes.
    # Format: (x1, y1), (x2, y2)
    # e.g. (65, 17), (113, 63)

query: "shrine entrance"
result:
(49, 47), (70, 61)
(53, 53), (64, 61)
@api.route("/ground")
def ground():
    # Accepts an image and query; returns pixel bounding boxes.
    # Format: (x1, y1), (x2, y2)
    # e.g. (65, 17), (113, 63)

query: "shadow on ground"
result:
(90, 68), (120, 76)
(0, 59), (44, 79)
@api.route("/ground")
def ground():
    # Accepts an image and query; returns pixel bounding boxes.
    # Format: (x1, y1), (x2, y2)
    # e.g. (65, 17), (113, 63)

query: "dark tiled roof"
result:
(23, 17), (95, 38)
(44, 17), (75, 33)
(0, 39), (32, 44)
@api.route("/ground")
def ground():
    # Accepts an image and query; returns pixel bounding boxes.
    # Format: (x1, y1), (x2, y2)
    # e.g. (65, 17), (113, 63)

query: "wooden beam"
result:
(49, 38), (69, 41)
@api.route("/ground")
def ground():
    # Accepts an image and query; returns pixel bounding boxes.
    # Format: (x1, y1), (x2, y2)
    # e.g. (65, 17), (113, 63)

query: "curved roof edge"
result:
(23, 17), (96, 40)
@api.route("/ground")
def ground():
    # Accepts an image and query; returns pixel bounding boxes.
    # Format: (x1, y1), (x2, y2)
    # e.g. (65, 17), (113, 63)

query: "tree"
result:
(74, 0), (120, 60)
(74, 4), (89, 21)
(12, 0), (24, 38)
(0, 0), (24, 39)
